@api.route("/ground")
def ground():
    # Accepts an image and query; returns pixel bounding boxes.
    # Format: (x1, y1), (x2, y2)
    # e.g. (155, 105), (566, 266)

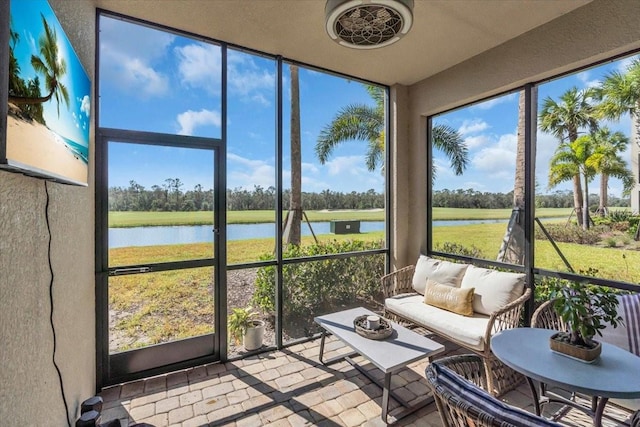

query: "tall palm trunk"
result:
(598, 173), (608, 216)
(582, 172), (590, 230)
(498, 88), (533, 264)
(573, 174), (584, 227)
(284, 65), (302, 246)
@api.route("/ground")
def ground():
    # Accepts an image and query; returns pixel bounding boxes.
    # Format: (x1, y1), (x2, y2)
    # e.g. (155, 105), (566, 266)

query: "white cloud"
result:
(227, 153), (275, 190)
(617, 54), (640, 73)
(324, 156), (367, 176)
(99, 17), (174, 97)
(80, 95), (90, 117)
(228, 51), (275, 101)
(459, 119), (489, 136)
(576, 71), (601, 88)
(176, 109), (221, 135)
(464, 134), (493, 149)
(175, 43), (221, 95)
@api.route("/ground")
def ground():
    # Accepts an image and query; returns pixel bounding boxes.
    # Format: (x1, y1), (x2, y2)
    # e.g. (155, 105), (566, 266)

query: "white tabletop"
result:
(314, 307), (445, 373)
(491, 328), (640, 399)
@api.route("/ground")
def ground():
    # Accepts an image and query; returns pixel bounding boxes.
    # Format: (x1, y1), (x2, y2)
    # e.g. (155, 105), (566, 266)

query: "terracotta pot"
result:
(243, 320), (265, 351)
(549, 332), (601, 363)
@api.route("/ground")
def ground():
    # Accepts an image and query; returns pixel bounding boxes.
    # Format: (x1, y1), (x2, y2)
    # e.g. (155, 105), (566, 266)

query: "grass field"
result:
(109, 220), (639, 351)
(108, 207), (575, 227)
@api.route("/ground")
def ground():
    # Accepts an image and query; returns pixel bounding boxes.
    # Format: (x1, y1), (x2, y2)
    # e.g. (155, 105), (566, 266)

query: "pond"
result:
(108, 218), (519, 248)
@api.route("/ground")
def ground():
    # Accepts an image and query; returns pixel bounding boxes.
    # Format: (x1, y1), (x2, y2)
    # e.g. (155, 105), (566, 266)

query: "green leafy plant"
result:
(549, 280), (622, 348)
(228, 306), (258, 345)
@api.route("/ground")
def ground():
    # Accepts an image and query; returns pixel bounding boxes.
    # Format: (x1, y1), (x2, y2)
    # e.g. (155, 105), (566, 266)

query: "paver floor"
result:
(99, 334), (635, 427)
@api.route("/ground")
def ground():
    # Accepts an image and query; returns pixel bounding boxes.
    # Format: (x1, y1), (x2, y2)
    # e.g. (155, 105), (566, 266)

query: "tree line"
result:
(108, 180), (629, 212)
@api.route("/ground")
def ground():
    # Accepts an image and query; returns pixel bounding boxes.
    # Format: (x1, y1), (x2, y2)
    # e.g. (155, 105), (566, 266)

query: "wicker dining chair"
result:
(425, 354), (562, 427)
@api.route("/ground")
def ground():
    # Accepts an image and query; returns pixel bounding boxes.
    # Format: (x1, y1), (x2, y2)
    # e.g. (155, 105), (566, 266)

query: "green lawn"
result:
(109, 207), (574, 227)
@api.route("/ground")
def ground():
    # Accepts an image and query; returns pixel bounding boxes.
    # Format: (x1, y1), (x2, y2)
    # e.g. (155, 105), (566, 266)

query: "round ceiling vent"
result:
(325, 0), (414, 49)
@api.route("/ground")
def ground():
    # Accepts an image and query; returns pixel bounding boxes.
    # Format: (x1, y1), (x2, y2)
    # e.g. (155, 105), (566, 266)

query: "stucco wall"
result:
(398, 0), (640, 266)
(0, 0), (96, 425)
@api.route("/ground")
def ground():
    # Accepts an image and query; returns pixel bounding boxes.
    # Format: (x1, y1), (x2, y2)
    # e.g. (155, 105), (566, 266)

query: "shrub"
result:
(252, 240), (385, 320)
(534, 224), (601, 244)
(605, 237), (617, 248)
(434, 241), (483, 258)
(608, 209), (633, 223)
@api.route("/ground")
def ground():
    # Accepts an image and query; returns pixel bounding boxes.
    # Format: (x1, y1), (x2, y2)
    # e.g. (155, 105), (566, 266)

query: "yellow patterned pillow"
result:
(424, 279), (475, 316)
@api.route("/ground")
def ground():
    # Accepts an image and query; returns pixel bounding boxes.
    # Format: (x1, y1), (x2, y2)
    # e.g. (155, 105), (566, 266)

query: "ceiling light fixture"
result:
(325, 0), (414, 49)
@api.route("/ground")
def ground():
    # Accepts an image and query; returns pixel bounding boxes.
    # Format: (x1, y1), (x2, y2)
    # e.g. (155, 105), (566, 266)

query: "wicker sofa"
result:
(425, 354), (562, 427)
(382, 255), (531, 396)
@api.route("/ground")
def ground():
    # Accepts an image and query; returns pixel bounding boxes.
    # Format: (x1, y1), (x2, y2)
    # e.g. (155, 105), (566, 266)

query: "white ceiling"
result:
(95, 0), (592, 86)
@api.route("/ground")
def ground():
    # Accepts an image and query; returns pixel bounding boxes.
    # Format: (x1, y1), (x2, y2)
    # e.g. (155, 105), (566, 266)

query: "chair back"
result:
(425, 355), (561, 427)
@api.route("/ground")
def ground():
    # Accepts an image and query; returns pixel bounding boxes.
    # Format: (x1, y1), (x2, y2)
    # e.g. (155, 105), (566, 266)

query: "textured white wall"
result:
(0, 0), (96, 425)
(398, 0), (640, 266)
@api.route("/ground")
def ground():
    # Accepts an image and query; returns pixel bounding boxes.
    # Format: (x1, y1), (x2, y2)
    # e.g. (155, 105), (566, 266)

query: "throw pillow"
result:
(424, 279), (475, 316)
(600, 293), (640, 356)
(411, 255), (468, 295)
(460, 265), (525, 315)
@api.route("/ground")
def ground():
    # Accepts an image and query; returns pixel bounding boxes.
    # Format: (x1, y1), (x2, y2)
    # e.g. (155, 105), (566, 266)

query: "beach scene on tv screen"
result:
(7, 0), (90, 184)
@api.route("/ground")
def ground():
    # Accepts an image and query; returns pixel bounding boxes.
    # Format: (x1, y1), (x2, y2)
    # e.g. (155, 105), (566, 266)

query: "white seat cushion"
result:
(411, 255), (468, 295)
(460, 265), (525, 315)
(385, 294), (490, 351)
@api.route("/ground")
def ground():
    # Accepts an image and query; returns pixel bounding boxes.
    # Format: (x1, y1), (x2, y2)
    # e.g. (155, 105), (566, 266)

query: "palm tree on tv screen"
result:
(315, 85), (469, 180)
(8, 14), (69, 117)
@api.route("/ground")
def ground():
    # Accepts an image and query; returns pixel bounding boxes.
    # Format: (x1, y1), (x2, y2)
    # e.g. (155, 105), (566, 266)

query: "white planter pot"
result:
(243, 320), (265, 351)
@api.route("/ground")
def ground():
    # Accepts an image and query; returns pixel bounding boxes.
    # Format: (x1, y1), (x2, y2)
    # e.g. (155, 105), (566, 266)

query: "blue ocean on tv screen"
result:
(60, 135), (89, 164)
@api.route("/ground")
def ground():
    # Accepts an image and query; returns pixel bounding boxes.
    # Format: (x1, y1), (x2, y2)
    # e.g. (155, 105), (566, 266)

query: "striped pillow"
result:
(427, 361), (562, 427)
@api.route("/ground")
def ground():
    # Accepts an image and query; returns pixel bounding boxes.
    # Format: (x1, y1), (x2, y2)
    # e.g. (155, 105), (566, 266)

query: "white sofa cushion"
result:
(411, 255), (468, 295)
(460, 265), (525, 315)
(385, 293), (490, 351)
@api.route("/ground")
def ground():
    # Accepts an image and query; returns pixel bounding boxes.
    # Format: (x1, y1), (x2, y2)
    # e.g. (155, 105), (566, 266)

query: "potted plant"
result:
(228, 306), (265, 351)
(549, 280), (622, 362)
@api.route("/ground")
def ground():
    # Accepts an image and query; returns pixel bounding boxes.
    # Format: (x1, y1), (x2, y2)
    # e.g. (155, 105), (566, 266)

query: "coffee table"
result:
(491, 327), (640, 427)
(314, 307), (445, 424)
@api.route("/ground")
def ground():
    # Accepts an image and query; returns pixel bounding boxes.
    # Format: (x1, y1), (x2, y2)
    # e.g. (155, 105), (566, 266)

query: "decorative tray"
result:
(353, 315), (393, 340)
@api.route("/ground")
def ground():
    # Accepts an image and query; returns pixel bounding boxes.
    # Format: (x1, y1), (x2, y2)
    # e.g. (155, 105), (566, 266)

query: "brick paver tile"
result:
(240, 361), (267, 375)
(235, 412), (262, 427)
(194, 396), (229, 415)
(405, 380), (429, 397)
(155, 396), (180, 414)
(129, 403), (155, 421)
(207, 363), (227, 376)
(206, 403), (243, 424)
(263, 356), (289, 369)
(99, 385), (121, 402)
(292, 391), (323, 408)
(120, 381), (145, 398)
(137, 413), (169, 427)
(287, 410), (314, 427)
(274, 372), (305, 389)
(189, 376), (221, 391)
(259, 403), (295, 424)
(100, 405), (130, 422)
(339, 407), (366, 426)
(144, 376), (168, 393)
(241, 393), (272, 411)
(166, 371), (188, 388)
(232, 376), (260, 390)
(167, 384), (190, 398)
(310, 399), (343, 418)
(337, 389), (370, 410)
(187, 365), (208, 382)
(277, 361), (306, 376)
(130, 391), (167, 408)
(182, 414), (209, 427)
(168, 405), (194, 424)
(203, 381), (235, 399)
(318, 383), (342, 401)
(226, 388), (250, 405)
(335, 379), (359, 394)
(179, 389), (203, 406)
(357, 399), (382, 420)
(264, 418), (293, 427)
(260, 368), (281, 381)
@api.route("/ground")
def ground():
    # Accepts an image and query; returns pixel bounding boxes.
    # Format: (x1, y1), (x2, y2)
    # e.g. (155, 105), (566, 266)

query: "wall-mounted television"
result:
(1, 0), (90, 186)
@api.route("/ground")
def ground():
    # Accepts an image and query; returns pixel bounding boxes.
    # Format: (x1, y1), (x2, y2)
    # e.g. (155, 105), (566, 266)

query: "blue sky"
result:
(99, 14), (637, 199)
(10, 0), (91, 147)
(433, 56), (638, 198)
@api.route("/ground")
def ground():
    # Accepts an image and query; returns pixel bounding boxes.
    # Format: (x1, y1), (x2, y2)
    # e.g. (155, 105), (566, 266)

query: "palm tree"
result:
(548, 136), (597, 230)
(586, 127), (633, 215)
(316, 85), (468, 178)
(596, 59), (640, 148)
(8, 14), (69, 117)
(283, 65), (303, 246)
(497, 88), (536, 264)
(539, 87), (597, 227)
